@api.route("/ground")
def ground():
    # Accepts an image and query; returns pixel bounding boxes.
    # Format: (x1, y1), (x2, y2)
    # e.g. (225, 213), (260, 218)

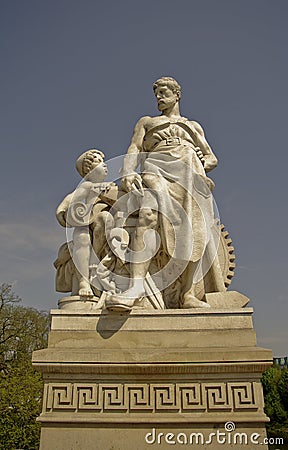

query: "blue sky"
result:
(0, 0), (287, 355)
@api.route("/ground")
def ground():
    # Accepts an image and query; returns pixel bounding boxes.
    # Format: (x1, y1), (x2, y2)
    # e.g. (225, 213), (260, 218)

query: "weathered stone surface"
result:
(33, 301), (272, 450)
(38, 424), (269, 450)
(205, 290), (250, 308)
(58, 295), (100, 311)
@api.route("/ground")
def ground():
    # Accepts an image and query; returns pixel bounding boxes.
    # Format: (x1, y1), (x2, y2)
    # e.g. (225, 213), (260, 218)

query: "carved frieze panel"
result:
(44, 381), (260, 414)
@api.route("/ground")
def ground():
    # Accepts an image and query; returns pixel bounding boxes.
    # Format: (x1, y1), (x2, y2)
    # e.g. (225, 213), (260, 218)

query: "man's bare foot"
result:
(105, 283), (146, 311)
(79, 279), (94, 298)
(105, 297), (134, 312)
(116, 284), (146, 300)
(105, 292), (137, 311)
(182, 293), (210, 309)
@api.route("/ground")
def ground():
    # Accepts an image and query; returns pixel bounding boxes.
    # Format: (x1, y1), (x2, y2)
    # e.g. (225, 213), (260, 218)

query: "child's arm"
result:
(56, 183), (91, 227)
(56, 192), (74, 227)
(70, 182), (91, 202)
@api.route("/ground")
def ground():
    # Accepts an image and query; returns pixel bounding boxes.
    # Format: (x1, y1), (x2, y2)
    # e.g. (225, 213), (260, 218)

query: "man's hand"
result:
(203, 155), (218, 172)
(121, 172), (143, 194)
(195, 147), (205, 164)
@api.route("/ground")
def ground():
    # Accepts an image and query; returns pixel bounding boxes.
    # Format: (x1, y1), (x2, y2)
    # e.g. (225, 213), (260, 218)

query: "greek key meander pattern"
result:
(44, 382), (261, 413)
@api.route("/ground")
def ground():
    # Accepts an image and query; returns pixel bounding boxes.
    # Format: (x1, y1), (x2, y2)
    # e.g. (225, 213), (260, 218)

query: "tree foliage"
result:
(0, 283), (49, 450)
(262, 365), (288, 443)
(278, 369), (288, 411)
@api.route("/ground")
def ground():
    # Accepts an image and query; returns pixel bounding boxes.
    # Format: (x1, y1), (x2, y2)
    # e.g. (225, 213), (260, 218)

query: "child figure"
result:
(56, 149), (114, 297)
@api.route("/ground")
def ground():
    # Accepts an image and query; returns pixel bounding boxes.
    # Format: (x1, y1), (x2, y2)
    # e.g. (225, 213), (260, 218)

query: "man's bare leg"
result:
(181, 260), (210, 308)
(106, 207), (158, 308)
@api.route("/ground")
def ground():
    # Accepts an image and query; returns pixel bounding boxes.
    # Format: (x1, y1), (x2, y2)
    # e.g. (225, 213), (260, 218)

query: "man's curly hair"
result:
(153, 76), (181, 100)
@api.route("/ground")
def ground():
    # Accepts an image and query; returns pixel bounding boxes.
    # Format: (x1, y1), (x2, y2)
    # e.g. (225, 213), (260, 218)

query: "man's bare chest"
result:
(144, 115), (195, 133)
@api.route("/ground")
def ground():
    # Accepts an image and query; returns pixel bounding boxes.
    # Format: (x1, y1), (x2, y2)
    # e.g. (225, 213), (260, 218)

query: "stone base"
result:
(32, 298), (272, 449)
(58, 295), (101, 311)
(38, 423), (269, 449)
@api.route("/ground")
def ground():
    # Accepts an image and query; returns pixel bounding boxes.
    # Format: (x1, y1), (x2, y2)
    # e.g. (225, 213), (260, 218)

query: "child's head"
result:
(76, 149), (107, 181)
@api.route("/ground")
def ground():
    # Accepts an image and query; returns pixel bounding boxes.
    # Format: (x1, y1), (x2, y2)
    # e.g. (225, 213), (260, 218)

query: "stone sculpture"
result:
(55, 77), (236, 311)
(55, 149), (116, 299)
(34, 77), (272, 450)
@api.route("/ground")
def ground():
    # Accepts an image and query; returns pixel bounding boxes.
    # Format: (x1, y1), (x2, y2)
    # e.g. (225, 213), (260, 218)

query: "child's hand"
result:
(56, 210), (67, 227)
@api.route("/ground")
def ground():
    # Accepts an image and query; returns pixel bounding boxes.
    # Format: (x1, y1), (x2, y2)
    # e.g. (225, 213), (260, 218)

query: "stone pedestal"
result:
(32, 301), (272, 449)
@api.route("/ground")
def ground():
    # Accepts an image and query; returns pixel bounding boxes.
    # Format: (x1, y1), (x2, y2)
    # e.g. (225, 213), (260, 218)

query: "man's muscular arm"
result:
(121, 116), (149, 192)
(190, 121), (218, 173)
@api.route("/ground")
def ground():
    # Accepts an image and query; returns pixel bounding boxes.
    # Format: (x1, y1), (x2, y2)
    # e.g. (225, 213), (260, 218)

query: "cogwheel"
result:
(216, 221), (236, 287)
